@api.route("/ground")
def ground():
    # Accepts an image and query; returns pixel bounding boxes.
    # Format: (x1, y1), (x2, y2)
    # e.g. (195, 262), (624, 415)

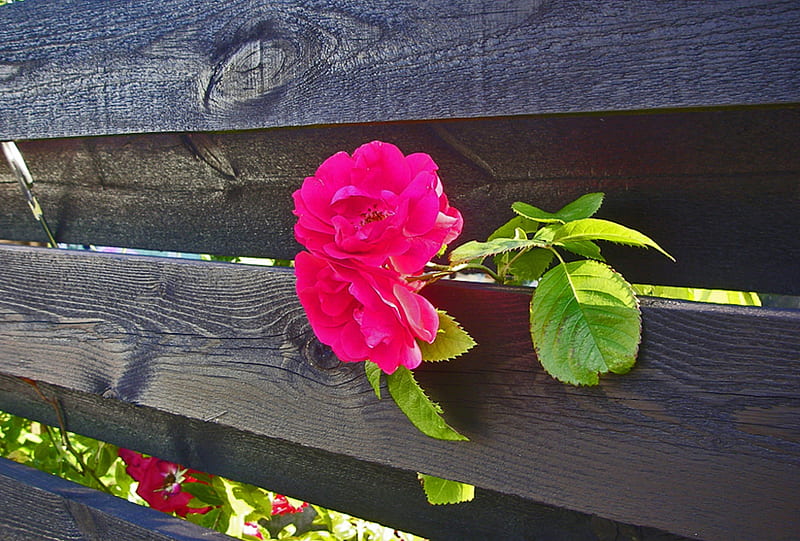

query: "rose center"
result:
(359, 206), (392, 226)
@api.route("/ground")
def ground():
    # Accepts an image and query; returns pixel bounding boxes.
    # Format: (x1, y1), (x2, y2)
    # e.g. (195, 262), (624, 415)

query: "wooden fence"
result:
(0, 1), (798, 539)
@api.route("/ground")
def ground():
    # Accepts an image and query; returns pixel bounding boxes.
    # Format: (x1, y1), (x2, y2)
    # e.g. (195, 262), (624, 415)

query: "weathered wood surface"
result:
(0, 0), (799, 139)
(0, 379), (683, 541)
(0, 245), (797, 540)
(2, 109), (799, 295)
(0, 457), (232, 540)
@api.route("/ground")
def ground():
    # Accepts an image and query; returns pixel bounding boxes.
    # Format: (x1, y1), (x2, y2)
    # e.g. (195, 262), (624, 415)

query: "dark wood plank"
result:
(0, 0), (798, 139)
(2, 109), (798, 295)
(0, 245), (797, 540)
(0, 457), (232, 540)
(0, 378), (686, 541)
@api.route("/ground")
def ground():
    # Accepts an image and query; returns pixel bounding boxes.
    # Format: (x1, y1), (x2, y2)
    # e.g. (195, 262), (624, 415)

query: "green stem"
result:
(409, 263), (502, 285)
(23, 379), (112, 493)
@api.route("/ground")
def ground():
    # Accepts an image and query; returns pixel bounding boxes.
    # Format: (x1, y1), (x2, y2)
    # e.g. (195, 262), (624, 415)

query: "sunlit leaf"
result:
(418, 473), (475, 504)
(489, 215), (540, 241)
(560, 240), (605, 261)
(419, 310), (476, 362)
(555, 192), (604, 221)
(511, 201), (564, 223)
(386, 367), (468, 441)
(551, 219), (674, 260)
(501, 247), (555, 285)
(449, 236), (547, 265)
(364, 362), (382, 399)
(181, 481), (225, 506)
(531, 260), (641, 385)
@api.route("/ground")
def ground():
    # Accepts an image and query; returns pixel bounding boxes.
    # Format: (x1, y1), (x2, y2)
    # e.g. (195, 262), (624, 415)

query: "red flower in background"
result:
(271, 494), (308, 516)
(118, 449), (212, 517)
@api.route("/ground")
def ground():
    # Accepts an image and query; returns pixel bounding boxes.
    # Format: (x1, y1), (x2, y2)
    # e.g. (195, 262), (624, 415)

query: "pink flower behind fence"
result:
(118, 449), (212, 517)
(271, 494), (309, 516)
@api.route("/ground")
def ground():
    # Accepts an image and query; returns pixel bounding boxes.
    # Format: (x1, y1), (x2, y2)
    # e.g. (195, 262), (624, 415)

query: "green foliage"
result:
(448, 231), (547, 266)
(551, 218), (674, 260)
(531, 261), (641, 385)
(455, 193), (673, 385)
(512, 192), (605, 223)
(0, 410), (426, 540)
(364, 361), (383, 399)
(385, 367), (468, 441)
(417, 474), (475, 505)
(633, 284), (761, 306)
(418, 310), (476, 362)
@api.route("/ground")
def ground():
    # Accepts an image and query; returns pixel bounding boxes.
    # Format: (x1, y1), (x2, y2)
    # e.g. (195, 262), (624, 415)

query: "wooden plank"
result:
(0, 378), (684, 541)
(0, 245), (797, 540)
(0, 457), (232, 540)
(0, 0), (798, 139)
(2, 109), (799, 295)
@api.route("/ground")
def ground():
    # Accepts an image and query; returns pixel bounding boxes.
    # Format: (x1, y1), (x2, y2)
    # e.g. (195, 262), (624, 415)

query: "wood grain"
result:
(0, 245), (797, 540)
(0, 379), (686, 541)
(0, 0), (798, 139)
(2, 109), (798, 295)
(0, 457), (231, 540)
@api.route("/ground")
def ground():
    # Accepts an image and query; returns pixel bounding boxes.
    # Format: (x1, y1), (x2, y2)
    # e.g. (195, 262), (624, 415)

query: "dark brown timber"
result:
(2, 109), (799, 295)
(0, 1), (798, 139)
(0, 245), (797, 540)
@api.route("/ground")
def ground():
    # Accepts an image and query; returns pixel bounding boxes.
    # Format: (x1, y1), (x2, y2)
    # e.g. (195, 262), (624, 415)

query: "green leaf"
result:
(503, 247), (555, 284)
(419, 310), (476, 362)
(364, 362), (382, 399)
(560, 240), (605, 261)
(195, 507), (222, 530)
(181, 481), (225, 506)
(488, 215), (540, 241)
(511, 193), (604, 226)
(417, 473), (475, 505)
(551, 218), (674, 260)
(364, 361), (383, 400)
(386, 367), (468, 441)
(530, 260), (641, 385)
(555, 192), (604, 221)
(511, 202), (564, 224)
(449, 236), (547, 265)
(532, 223), (560, 243)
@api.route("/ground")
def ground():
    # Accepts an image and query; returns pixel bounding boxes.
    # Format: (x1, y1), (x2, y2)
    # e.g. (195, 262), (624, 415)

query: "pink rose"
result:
(118, 449), (213, 517)
(295, 251), (439, 374)
(271, 494), (309, 516)
(292, 141), (463, 275)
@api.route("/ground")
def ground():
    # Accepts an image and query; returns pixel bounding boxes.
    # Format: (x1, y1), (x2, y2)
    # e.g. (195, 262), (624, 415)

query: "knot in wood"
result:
(203, 32), (301, 112)
(302, 338), (339, 371)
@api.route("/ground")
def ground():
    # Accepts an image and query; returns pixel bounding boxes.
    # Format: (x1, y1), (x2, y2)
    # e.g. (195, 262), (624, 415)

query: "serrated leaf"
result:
(552, 218), (674, 260)
(419, 310), (476, 362)
(488, 215), (540, 241)
(560, 240), (605, 261)
(511, 201), (564, 224)
(491, 217), (542, 278)
(556, 192), (604, 221)
(501, 247), (554, 285)
(417, 473), (475, 505)
(530, 260), (641, 385)
(386, 367), (468, 441)
(512, 193), (604, 226)
(532, 223), (559, 243)
(364, 361), (382, 399)
(449, 236), (547, 265)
